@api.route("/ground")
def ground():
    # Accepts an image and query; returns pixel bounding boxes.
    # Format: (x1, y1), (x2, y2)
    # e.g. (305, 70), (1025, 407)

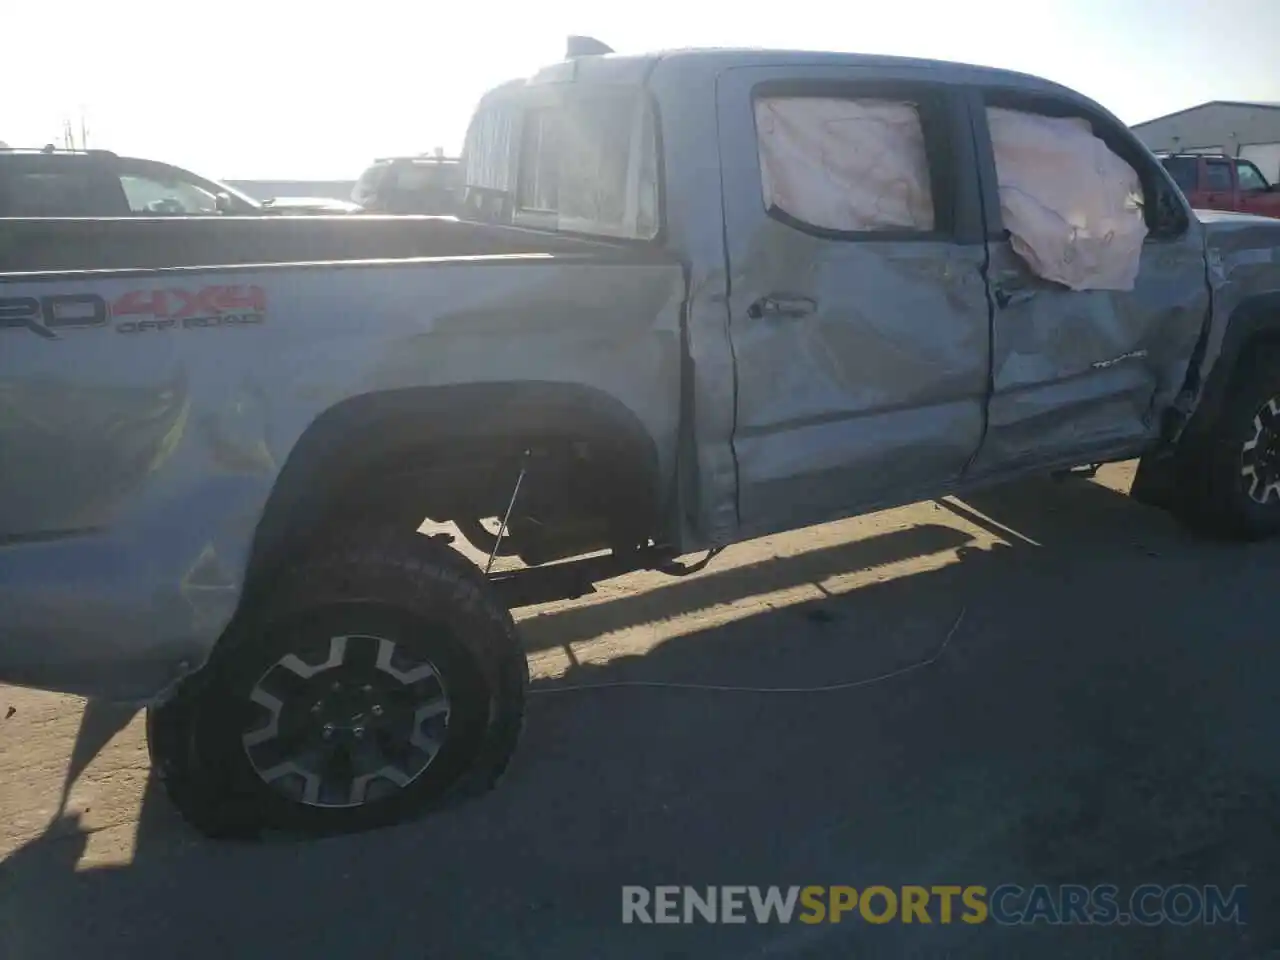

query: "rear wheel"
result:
(147, 528), (528, 839)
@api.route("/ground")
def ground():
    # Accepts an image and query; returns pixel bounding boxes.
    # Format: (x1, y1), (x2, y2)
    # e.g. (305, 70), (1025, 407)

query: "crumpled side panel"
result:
(755, 98), (935, 232)
(0, 257), (684, 702)
(986, 107), (1147, 291)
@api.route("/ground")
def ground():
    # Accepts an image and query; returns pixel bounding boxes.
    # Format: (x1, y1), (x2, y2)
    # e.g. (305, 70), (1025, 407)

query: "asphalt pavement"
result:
(1, 464), (1277, 959)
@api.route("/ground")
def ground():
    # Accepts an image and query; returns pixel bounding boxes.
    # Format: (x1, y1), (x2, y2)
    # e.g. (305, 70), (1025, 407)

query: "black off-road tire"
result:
(1180, 348), (1280, 541)
(146, 527), (529, 840)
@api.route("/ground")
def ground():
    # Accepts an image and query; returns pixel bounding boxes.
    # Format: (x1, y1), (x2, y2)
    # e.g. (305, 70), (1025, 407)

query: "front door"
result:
(1235, 158), (1280, 219)
(965, 89), (1210, 476)
(716, 65), (991, 538)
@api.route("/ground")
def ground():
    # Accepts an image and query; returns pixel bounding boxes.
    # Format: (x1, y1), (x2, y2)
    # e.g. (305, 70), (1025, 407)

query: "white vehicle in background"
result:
(0, 146), (360, 217)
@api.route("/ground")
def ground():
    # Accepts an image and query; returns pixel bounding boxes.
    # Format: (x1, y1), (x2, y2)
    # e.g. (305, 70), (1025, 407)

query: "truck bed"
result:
(0, 215), (687, 699)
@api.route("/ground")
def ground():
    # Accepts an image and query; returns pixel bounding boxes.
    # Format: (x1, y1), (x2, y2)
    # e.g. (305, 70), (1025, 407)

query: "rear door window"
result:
(754, 96), (937, 233)
(1204, 160), (1234, 191)
(0, 164), (122, 216)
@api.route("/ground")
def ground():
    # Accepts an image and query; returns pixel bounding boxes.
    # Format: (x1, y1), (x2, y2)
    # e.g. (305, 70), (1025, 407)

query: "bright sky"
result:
(6, 0), (1278, 180)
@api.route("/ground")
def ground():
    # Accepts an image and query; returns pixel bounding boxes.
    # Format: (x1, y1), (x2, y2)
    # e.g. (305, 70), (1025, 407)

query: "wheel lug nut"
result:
(354, 726), (365, 739)
(322, 723), (335, 740)
(372, 705), (384, 717)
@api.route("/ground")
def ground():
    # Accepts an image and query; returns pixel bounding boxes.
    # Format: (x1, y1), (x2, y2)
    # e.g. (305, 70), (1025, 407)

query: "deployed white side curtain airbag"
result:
(986, 107), (1148, 291)
(755, 97), (936, 232)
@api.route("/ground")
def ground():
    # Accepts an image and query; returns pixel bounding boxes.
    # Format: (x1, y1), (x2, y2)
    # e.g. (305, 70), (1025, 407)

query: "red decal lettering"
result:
(111, 286), (265, 321)
(168, 287), (223, 320)
(111, 289), (169, 318)
(215, 285), (267, 313)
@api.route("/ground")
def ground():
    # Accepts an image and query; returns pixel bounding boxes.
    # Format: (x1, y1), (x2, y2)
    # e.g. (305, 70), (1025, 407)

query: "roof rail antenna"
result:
(566, 35), (613, 58)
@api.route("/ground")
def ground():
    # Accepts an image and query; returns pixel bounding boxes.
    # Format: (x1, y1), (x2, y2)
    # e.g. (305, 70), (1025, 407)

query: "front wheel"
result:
(147, 528), (528, 839)
(1185, 349), (1280, 540)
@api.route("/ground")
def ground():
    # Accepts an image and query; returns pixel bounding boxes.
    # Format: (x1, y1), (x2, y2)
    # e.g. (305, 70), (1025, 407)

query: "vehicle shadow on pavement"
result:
(2, 475), (1278, 960)
(517, 520), (975, 654)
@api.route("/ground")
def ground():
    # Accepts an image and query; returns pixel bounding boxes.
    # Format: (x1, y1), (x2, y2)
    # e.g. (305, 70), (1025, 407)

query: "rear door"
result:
(966, 88), (1210, 475)
(716, 64), (991, 537)
(1160, 156), (1201, 204)
(0, 155), (127, 216)
(1201, 157), (1238, 211)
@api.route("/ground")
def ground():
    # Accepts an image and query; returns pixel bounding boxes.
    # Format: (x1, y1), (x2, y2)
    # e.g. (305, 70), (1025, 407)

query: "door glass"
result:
(1, 170), (114, 216)
(390, 162), (458, 211)
(1204, 161), (1233, 192)
(516, 110), (558, 212)
(1235, 160), (1270, 192)
(512, 91), (660, 239)
(754, 97), (936, 232)
(119, 174), (218, 214)
(1161, 157), (1198, 193)
(985, 106), (1146, 292)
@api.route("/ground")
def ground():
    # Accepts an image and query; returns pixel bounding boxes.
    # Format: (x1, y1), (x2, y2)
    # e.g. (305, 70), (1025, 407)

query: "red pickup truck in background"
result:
(1160, 154), (1280, 219)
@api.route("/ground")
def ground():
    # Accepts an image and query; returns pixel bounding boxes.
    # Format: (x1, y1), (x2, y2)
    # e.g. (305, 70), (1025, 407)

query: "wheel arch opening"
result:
(241, 382), (666, 599)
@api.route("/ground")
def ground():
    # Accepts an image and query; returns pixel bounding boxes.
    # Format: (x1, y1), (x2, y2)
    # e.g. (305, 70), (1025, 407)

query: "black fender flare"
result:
(1135, 291), (1280, 510)
(1185, 291), (1280, 445)
(243, 382), (664, 592)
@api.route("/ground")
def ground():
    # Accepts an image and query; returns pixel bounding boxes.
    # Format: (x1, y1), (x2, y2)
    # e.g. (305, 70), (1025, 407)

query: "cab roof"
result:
(524, 46), (1082, 100)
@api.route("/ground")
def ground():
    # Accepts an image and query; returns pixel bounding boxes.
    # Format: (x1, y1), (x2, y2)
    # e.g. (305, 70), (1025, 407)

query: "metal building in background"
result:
(1131, 101), (1280, 181)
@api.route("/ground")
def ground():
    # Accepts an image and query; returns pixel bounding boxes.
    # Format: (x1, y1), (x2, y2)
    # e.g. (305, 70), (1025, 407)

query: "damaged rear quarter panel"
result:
(0, 255), (684, 700)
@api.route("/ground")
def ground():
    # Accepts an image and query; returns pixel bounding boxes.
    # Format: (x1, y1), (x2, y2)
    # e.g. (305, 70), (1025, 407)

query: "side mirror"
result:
(214, 192), (235, 214)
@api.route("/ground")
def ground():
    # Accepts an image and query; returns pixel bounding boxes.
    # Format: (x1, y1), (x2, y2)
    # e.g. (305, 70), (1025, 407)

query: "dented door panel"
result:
(716, 65), (989, 538)
(967, 92), (1211, 475)
(729, 238), (989, 532)
(972, 240), (1209, 472)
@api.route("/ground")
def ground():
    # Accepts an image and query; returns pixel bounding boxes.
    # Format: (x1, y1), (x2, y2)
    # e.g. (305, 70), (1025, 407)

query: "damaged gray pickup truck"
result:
(4, 44), (1280, 839)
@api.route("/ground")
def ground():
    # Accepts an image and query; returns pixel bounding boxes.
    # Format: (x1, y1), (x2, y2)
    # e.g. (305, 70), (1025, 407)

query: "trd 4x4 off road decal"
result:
(0, 294), (109, 340)
(112, 284), (267, 333)
(0, 285), (267, 339)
